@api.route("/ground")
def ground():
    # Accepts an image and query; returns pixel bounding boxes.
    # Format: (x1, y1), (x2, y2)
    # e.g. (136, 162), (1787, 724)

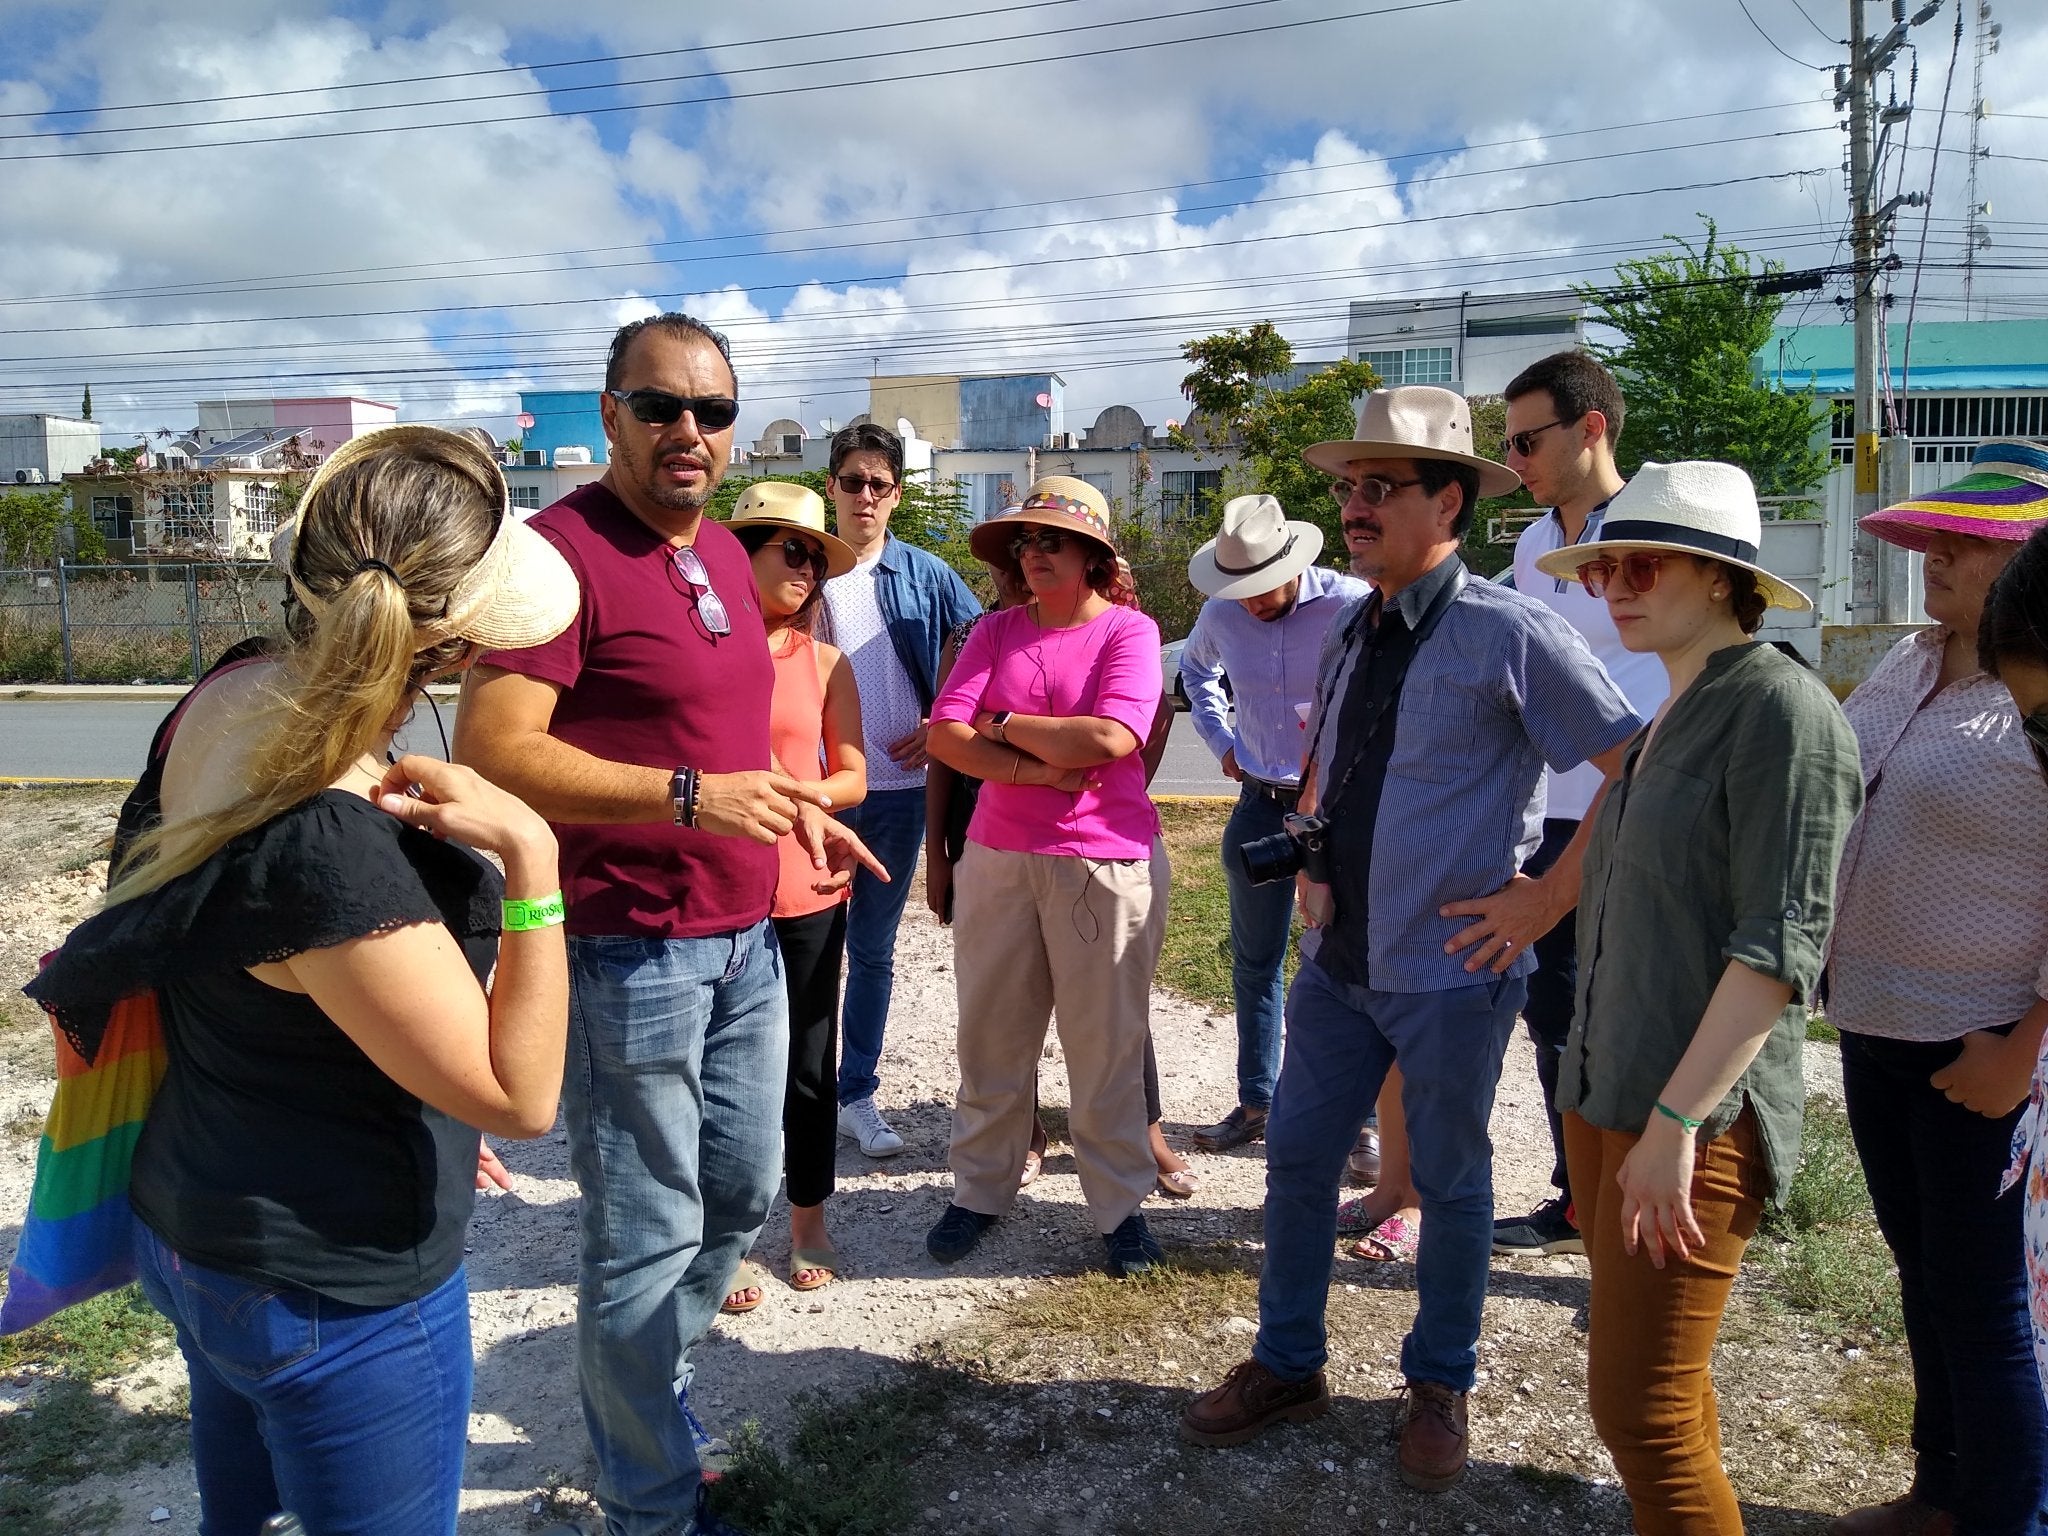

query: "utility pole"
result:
(1838, 0), (1943, 622)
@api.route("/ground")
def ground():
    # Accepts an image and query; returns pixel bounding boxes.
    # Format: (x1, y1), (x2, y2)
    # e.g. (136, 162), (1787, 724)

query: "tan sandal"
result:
(720, 1259), (768, 1314)
(1155, 1167), (1200, 1199)
(790, 1245), (839, 1292)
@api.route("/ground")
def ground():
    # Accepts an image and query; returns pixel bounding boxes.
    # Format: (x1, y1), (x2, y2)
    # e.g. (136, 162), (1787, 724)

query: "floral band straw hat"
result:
(1860, 439), (2048, 552)
(967, 475), (1116, 564)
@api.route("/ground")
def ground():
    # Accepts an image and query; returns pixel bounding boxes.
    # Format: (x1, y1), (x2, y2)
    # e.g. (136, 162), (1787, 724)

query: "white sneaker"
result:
(837, 1096), (906, 1157)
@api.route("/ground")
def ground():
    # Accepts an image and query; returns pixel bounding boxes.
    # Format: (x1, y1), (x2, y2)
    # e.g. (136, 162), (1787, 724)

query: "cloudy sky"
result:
(2, 0), (2045, 450)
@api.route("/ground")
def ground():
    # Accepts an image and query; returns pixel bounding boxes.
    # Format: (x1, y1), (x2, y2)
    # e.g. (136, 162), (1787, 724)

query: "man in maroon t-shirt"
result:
(456, 313), (872, 1536)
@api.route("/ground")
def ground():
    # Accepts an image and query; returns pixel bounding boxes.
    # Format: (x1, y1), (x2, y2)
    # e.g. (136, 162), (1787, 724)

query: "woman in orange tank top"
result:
(723, 484), (865, 1311)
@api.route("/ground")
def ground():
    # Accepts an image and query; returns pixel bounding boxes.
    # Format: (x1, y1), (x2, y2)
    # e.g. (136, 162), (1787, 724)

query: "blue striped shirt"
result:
(1300, 561), (1644, 994)
(1179, 564), (1372, 784)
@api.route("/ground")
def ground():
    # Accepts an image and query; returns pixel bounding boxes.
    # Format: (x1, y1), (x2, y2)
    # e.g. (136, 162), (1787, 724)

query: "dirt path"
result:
(0, 788), (1899, 1535)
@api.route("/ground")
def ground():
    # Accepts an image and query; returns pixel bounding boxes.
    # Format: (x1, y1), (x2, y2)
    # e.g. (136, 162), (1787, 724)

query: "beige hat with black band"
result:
(1303, 385), (1521, 499)
(270, 424), (581, 649)
(1188, 494), (1324, 599)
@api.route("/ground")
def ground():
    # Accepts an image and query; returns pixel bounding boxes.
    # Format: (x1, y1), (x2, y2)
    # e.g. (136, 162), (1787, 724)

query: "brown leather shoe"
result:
(1192, 1105), (1268, 1152)
(1826, 1497), (1956, 1536)
(1346, 1125), (1382, 1187)
(1180, 1358), (1330, 1447)
(1396, 1379), (1468, 1491)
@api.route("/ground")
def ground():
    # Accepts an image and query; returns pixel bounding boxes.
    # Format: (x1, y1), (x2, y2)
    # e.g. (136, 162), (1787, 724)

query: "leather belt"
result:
(1241, 774), (1302, 807)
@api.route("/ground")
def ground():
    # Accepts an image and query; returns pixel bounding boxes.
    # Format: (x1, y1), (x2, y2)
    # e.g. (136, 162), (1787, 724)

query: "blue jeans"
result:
(134, 1223), (472, 1536)
(835, 786), (926, 1106)
(1256, 957), (1523, 1390)
(1842, 1027), (2048, 1533)
(1221, 786), (1295, 1109)
(565, 924), (788, 1536)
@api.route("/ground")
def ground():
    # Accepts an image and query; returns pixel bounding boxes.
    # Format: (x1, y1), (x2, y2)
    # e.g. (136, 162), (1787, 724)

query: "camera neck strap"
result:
(1306, 559), (1465, 817)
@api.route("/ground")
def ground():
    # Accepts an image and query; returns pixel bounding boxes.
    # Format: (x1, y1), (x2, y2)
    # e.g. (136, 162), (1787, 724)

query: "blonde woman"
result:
(28, 427), (578, 1536)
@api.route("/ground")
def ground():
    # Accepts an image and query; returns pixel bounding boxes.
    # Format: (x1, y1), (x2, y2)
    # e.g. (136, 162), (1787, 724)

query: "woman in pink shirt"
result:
(720, 484), (865, 1313)
(925, 477), (1171, 1279)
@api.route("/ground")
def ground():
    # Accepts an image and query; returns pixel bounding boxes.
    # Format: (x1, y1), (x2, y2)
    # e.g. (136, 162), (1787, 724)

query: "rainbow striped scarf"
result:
(1, 978), (166, 1335)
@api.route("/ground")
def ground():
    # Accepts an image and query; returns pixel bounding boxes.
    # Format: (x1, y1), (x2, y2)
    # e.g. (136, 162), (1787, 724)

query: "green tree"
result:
(1172, 322), (1381, 552)
(80, 384), (93, 420)
(1577, 221), (1830, 497)
(0, 488), (106, 566)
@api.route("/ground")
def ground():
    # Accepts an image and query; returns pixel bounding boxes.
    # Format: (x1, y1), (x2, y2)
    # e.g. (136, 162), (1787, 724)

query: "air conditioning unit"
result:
(520, 449), (546, 467)
(13, 468), (46, 484)
(554, 446), (593, 466)
(1047, 433), (1076, 451)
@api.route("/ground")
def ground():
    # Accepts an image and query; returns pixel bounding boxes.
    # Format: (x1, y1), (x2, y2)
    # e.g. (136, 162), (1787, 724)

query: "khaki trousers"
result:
(949, 840), (1167, 1233)
(1565, 1106), (1767, 1536)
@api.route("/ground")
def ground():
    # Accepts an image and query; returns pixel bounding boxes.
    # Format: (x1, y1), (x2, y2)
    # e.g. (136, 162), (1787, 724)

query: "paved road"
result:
(0, 698), (1238, 795)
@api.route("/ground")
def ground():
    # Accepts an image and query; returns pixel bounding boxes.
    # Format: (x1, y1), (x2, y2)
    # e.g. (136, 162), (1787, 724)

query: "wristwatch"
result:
(670, 766), (699, 828)
(988, 710), (1013, 744)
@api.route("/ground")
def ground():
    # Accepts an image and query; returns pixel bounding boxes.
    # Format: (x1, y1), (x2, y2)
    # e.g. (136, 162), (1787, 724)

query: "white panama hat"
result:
(1187, 494), (1324, 599)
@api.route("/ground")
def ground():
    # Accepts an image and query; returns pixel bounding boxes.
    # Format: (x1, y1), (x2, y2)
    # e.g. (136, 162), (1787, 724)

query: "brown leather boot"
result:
(1396, 1379), (1468, 1491)
(1826, 1497), (1956, 1535)
(1180, 1358), (1329, 1447)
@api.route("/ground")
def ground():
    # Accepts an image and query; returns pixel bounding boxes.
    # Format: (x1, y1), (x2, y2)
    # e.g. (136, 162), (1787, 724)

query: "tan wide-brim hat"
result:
(1532, 459), (1812, 611)
(967, 474), (1117, 564)
(271, 424), (580, 649)
(1303, 385), (1521, 499)
(1188, 493), (1325, 599)
(724, 480), (858, 579)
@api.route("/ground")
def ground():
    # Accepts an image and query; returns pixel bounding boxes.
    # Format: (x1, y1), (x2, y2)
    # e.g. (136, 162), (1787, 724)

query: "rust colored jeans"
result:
(1564, 1106), (1767, 1536)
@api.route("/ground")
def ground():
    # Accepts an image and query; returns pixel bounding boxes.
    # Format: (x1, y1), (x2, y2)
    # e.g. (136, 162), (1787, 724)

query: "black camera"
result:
(1237, 812), (1332, 886)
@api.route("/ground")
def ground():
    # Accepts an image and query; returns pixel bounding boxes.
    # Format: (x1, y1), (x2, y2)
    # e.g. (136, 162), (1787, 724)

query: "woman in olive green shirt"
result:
(1535, 462), (1862, 1536)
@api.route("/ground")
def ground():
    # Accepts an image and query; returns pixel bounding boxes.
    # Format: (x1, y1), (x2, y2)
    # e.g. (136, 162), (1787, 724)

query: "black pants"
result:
(1841, 1026), (2048, 1530)
(1520, 817), (1580, 1200)
(774, 905), (847, 1209)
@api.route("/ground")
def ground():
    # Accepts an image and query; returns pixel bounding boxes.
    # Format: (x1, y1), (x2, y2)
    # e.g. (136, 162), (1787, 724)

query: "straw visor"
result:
(270, 424), (580, 650)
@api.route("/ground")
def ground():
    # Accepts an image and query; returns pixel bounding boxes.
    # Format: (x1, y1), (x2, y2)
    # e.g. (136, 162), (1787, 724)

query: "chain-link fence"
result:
(0, 563), (286, 683)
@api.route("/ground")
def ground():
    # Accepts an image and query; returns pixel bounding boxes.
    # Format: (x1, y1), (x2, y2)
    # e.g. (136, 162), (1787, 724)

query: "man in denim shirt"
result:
(821, 423), (982, 1156)
(1181, 386), (1641, 1493)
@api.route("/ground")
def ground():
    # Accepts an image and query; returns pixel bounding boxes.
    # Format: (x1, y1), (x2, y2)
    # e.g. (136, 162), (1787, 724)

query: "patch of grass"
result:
(1806, 1009), (1839, 1044)
(1824, 1354), (1915, 1455)
(1754, 1095), (1903, 1342)
(1155, 801), (1301, 1014)
(717, 1366), (972, 1536)
(54, 839), (110, 875)
(0, 1288), (185, 1535)
(4, 1103), (44, 1140)
(0, 1285), (175, 1381)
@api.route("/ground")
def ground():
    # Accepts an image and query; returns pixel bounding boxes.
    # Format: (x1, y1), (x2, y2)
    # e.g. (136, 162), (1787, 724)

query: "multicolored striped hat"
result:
(1861, 439), (2048, 552)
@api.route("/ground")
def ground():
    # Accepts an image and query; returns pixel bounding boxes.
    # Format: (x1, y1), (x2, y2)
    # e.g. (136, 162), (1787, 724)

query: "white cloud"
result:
(0, 0), (2042, 446)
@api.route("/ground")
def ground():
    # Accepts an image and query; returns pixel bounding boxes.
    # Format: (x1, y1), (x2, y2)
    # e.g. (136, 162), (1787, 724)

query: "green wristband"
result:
(502, 891), (566, 932)
(1654, 1100), (1704, 1133)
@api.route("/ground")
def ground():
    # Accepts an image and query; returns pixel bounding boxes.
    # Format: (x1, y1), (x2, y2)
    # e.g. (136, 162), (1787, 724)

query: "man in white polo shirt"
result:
(1494, 350), (1669, 1256)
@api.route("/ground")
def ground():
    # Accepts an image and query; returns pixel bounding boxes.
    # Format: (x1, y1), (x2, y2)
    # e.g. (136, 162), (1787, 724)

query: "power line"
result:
(1786, 0), (1841, 46)
(1735, 0), (1832, 70)
(0, 0), (1269, 142)
(0, 0), (1466, 162)
(0, 101), (1826, 309)
(0, 0), (1094, 121)
(0, 165), (1831, 339)
(1897, 0), (1969, 396)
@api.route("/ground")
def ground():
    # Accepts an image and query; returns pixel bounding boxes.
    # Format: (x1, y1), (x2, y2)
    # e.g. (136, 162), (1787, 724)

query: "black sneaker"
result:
(1492, 1195), (1583, 1256)
(689, 1482), (750, 1536)
(926, 1203), (997, 1264)
(1103, 1211), (1164, 1278)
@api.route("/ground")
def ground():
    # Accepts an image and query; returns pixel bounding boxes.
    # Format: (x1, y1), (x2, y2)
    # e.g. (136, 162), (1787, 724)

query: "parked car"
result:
(1162, 637), (1231, 711)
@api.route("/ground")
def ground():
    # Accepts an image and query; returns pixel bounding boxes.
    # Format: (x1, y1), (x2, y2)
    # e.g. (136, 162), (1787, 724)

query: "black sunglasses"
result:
(2025, 710), (2048, 786)
(1506, 417), (1576, 458)
(834, 473), (899, 498)
(1008, 528), (1072, 557)
(770, 536), (827, 576)
(607, 389), (740, 432)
